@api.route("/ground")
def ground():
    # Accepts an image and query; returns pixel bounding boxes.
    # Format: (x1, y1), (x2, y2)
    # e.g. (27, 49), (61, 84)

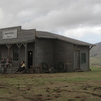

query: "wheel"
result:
(58, 62), (65, 72)
(41, 62), (49, 73)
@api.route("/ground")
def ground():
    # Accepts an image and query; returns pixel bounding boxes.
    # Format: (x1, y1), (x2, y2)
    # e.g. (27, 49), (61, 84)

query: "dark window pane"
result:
(81, 53), (86, 63)
(13, 50), (19, 61)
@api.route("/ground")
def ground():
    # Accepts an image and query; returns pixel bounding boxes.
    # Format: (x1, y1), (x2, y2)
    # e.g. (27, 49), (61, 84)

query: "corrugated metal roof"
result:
(36, 31), (95, 46)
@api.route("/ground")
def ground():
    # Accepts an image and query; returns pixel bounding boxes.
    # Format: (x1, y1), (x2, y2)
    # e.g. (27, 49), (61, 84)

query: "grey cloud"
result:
(0, 0), (101, 32)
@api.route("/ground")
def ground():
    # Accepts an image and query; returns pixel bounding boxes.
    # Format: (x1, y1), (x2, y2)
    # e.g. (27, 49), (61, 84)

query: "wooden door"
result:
(28, 51), (33, 69)
(75, 50), (80, 70)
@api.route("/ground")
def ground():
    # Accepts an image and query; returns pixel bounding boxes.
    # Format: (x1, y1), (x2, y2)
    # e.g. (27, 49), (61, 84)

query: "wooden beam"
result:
(6, 44), (12, 48)
(74, 45), (78, 49)
(89, 46), (93, 50)
(16, 43), (22, 48)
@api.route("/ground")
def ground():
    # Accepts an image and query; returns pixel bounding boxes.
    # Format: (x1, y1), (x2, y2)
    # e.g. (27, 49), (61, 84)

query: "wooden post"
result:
(23, 43), (27, 70)
(8, 48), (10, 57)
(6, 44), (12, 57)
(16, 43), (22, 66)
(19, 48), (20, 65)
(6, 44), (12, 73)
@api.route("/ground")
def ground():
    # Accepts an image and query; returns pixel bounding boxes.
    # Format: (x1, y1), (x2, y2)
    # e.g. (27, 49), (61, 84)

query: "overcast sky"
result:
(0, 0), (101, 44)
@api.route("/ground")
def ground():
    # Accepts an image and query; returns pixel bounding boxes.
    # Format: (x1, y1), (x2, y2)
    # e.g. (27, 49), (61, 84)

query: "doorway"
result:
(28, 51), (33, 69)
(75, 50), (80, 70)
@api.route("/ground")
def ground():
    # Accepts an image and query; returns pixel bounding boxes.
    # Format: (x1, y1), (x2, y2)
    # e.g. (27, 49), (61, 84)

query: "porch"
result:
(0, 42), (35, 74)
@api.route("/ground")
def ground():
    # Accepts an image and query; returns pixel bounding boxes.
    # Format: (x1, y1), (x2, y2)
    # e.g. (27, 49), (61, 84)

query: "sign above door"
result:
(2, 29), (17, 39)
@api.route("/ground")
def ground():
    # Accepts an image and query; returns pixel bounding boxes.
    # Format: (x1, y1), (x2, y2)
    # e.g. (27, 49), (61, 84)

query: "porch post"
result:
(6, 44), (12, 57)
(6, 45), (9, 57)
(23, 43), (27, 70)
(6, 44), (12, 73)
(16, 43), (22, 66)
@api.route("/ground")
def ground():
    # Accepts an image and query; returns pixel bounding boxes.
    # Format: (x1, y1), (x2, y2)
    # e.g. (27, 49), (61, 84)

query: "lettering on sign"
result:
(2, 29), (17, 39)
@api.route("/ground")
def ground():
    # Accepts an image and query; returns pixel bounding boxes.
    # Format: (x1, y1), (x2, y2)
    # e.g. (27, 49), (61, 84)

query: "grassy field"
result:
(90, 57), (101, 67)
(0, 67), (101, 101)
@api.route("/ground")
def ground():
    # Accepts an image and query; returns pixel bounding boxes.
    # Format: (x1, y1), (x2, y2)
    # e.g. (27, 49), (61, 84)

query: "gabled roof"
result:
(36, 31), (95, 46)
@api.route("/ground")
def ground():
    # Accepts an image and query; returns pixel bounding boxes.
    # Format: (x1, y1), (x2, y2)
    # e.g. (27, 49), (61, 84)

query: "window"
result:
(81, 53), (86, 63)
(13, 50), (19, 61)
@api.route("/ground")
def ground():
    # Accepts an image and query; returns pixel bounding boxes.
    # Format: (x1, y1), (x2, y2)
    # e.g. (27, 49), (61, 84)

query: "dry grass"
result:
(0, 67), (101, 101)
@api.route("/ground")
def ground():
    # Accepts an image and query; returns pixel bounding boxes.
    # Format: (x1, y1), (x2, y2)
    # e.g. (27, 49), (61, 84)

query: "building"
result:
(0, 26), (95, 73)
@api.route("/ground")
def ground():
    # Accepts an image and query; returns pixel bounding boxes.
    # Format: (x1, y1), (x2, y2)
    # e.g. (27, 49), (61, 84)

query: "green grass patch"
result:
(0, 68), (101, 101)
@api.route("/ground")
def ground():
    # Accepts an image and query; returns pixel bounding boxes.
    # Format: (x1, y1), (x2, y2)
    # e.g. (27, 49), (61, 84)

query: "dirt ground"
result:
(0, 68), (101, 101)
